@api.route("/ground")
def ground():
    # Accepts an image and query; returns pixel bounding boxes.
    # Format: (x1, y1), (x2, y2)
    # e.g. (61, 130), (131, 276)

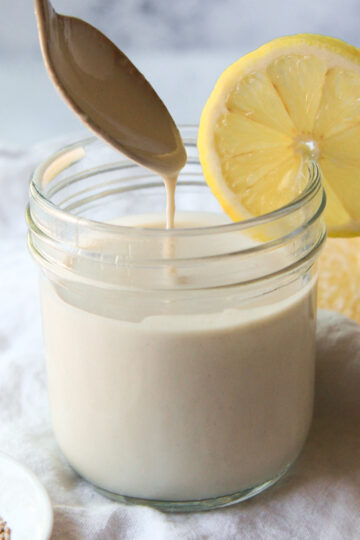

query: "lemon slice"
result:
(198, 34), (360, 237)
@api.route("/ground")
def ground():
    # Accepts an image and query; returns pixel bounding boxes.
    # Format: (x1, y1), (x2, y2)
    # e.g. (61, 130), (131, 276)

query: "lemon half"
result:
(198, 34), (360, 237)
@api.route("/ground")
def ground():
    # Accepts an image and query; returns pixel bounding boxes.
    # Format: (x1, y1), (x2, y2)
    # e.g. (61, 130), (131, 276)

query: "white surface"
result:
(1, 142), (360, 538)
(0, 452), (53, 540)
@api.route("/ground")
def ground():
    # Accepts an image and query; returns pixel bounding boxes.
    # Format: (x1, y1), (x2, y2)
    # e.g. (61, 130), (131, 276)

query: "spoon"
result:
(33, 0), (187, 181)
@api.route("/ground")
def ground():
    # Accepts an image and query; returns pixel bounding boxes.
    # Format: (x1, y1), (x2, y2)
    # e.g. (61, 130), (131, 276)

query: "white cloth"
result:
(1, 141), (360, 540)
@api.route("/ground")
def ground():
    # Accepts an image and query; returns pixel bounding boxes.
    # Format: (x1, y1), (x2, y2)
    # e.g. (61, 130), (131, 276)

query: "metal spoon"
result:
(34, 0), (187, 179)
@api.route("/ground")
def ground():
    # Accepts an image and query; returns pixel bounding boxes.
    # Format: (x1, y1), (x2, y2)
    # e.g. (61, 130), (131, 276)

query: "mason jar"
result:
(26, 126), (326, 512)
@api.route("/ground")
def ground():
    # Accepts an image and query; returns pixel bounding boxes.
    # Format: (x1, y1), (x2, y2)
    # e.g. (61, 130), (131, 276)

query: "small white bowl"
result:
(0, 452), (53, 539)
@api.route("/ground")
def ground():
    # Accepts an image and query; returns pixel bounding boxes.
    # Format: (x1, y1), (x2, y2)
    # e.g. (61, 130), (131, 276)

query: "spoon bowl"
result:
(34, 0), (187, 178)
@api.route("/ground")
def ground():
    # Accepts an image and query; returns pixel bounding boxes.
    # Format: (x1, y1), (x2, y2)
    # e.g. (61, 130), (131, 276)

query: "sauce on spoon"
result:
(34, 0), (186, 228)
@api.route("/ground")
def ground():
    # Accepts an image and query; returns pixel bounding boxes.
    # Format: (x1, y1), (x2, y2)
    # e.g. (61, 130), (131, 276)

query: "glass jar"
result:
(26, 127), (326, 512)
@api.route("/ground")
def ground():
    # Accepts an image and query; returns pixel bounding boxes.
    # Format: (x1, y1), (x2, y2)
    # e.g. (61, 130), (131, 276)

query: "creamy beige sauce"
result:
(164, 175), (177, 229)
(40, 212), (316, 501)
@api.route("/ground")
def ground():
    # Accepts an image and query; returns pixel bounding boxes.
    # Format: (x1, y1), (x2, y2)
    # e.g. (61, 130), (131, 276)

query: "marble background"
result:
(2, 0), (360, 55)
(1, 0), (359, 145)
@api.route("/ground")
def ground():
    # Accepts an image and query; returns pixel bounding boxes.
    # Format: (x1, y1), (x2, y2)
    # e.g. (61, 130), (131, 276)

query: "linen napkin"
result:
(1, 141), (359, 539)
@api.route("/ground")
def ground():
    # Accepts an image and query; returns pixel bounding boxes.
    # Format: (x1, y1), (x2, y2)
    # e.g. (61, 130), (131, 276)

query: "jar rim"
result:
(27, 127), (326, 290)
(29, 126), (324, 238)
